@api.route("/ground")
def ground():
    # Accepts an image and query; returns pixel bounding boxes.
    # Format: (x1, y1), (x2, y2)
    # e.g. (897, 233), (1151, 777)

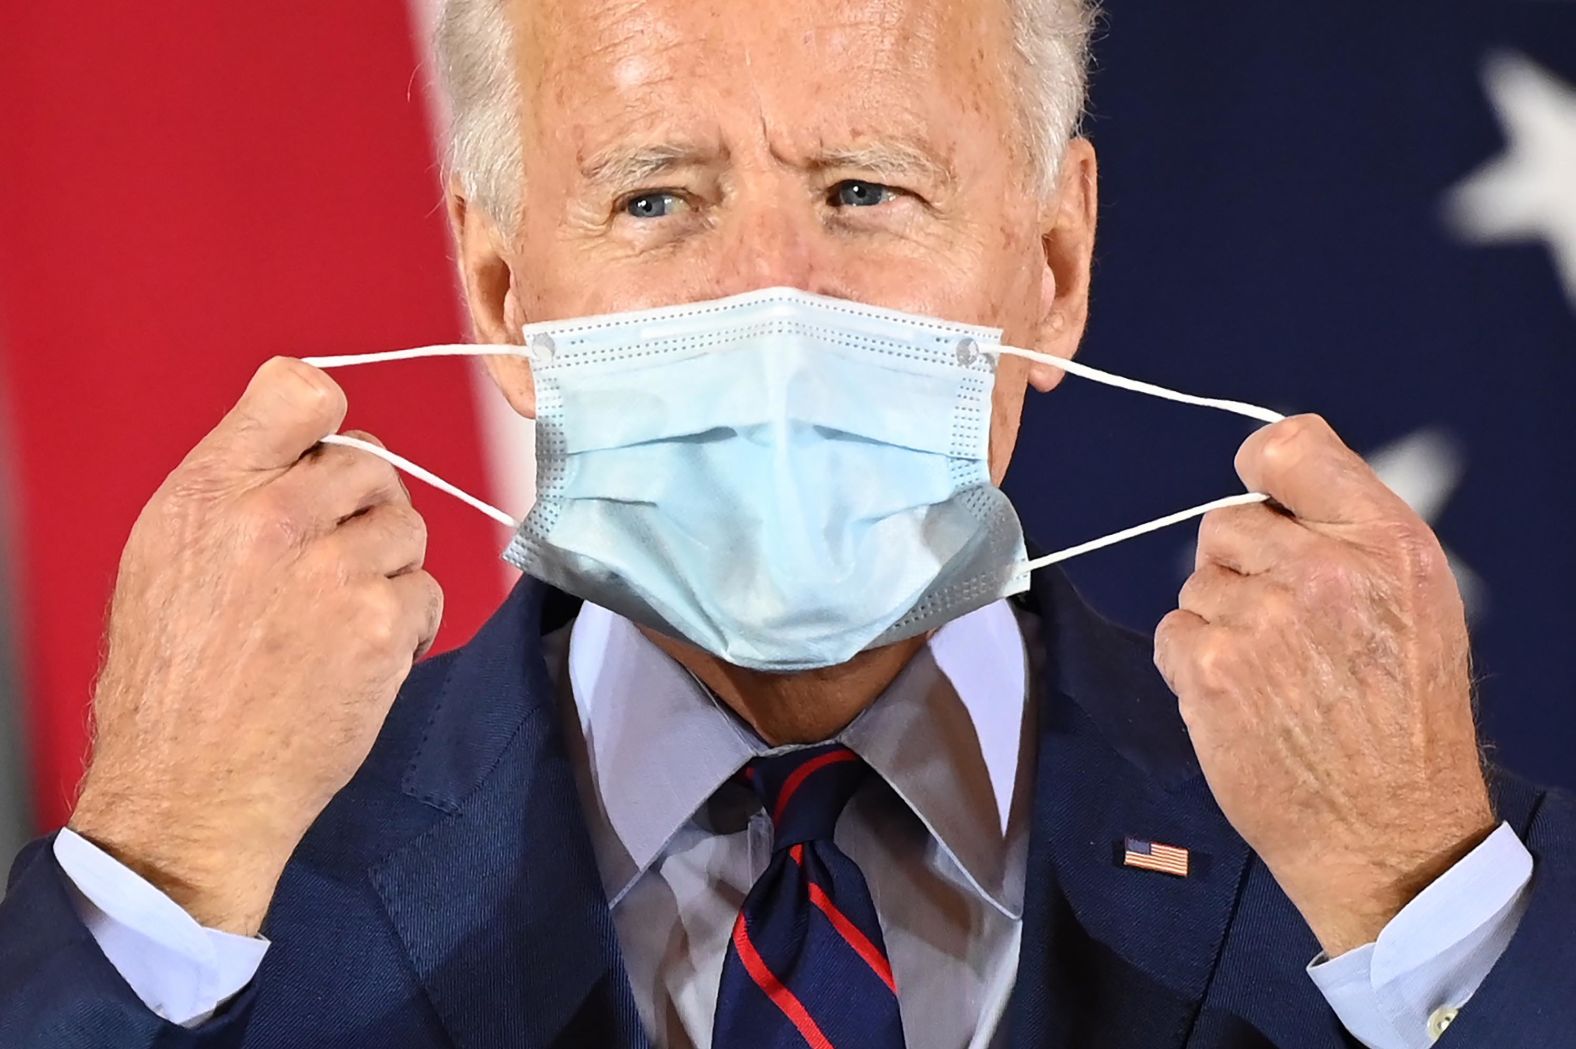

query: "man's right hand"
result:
(67, 357), (443, 936)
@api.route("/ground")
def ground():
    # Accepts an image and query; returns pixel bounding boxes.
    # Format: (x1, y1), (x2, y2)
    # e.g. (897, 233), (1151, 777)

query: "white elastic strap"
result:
(318, 434), (517, 529)
(302, 341), (1288, 570)
(1024, 491), (1271, 571)
(303, 346), (521, 528)
(988, 343), (1285, 569)
(301, 345), (523, 369)
(989, 344), (1286, 426)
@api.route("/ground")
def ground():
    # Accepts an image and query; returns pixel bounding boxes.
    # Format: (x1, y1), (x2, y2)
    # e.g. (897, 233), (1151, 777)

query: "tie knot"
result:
(743, 743), (869, 850)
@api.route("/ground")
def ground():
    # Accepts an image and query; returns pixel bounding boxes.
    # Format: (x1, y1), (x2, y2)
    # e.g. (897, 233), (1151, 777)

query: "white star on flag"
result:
(1446, 51), (1576, 312)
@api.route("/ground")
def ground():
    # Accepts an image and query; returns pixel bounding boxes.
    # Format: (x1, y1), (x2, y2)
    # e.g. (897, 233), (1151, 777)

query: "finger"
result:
(1153, 607), (1209, 697)
(1177, 563), (1250, 624)
(389, 570), (445, 660)
(1234, 414), (1403, 525)
(1195, 500), (1312, 575)
(282, 431), (409, 523)
(199, 358), (349, 473)
(330, 502), (429, 578)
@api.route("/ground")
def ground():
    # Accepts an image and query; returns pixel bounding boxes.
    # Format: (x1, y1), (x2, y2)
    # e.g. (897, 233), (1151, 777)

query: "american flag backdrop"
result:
(0, 1), (1572, 851)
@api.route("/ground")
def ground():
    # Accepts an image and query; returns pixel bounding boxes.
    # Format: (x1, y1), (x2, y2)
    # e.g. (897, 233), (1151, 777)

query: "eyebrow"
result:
(812, 142), (957, 190)
(577, 138), (958, 192)
(579, 144), (716, 189)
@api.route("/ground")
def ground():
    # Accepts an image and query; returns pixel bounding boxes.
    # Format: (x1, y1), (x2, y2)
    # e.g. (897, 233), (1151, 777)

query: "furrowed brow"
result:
(813, 142), (956, 189)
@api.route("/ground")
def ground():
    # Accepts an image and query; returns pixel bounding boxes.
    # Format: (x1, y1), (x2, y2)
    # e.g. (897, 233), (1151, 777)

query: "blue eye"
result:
(831, 180), (895, 208)
(624, 192), (681, 218)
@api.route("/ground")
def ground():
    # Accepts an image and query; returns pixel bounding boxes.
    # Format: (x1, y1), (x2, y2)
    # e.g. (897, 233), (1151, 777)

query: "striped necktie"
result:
(712, 743), (907, 1048)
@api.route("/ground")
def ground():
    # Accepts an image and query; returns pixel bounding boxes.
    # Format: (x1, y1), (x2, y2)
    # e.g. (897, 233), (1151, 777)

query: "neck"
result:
(640, 629), (929, 745)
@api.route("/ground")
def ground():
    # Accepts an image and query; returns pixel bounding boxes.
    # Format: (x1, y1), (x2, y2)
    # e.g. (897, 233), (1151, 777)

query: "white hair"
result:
(434, 0), (1097, 231)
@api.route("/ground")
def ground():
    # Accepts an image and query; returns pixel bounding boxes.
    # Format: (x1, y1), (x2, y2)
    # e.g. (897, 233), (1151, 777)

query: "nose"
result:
(711, 190), (841, 299)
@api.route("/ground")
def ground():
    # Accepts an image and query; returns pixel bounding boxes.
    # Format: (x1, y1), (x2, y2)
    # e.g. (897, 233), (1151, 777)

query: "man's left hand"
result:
(1154, 414), (1496, 958)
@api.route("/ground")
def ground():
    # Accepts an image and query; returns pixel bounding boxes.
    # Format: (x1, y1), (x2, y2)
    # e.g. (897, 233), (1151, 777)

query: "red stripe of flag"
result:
(0, 4), (502, 828)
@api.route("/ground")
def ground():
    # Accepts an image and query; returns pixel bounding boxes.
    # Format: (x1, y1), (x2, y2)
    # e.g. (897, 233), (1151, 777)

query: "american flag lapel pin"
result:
(1122, 837), (1190, 878)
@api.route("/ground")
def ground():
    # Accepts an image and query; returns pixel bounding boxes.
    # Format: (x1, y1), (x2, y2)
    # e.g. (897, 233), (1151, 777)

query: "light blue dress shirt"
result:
(55, 599), (1533, 1047)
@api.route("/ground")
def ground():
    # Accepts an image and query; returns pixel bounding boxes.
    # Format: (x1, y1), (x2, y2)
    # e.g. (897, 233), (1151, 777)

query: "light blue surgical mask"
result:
(305, 287), (1283, 672)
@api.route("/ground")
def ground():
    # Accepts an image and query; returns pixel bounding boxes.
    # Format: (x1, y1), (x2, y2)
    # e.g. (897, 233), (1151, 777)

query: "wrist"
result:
(1288, 812), (1499, 958)
(70, 786), (293, 936)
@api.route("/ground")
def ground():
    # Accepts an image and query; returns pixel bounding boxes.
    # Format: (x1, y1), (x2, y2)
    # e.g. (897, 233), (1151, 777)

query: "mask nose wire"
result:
(979, 341), (1289, 573)
(300, 345), (527, 529)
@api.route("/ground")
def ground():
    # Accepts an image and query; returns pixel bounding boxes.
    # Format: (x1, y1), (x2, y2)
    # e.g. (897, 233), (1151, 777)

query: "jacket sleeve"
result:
(0, 834), (257, 1049)
(1432, 781), (1576, 1047)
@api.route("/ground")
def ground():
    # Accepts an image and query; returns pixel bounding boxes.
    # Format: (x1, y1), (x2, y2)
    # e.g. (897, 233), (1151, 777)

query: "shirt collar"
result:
(561, 600), (1032, 917)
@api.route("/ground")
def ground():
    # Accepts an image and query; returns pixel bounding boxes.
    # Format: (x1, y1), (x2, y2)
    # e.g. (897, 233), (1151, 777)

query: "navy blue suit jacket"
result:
(4, 568), (1575, 1048)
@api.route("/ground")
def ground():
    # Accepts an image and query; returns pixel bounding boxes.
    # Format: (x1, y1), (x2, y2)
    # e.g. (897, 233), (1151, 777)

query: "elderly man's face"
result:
(460, 0), (1097, 483)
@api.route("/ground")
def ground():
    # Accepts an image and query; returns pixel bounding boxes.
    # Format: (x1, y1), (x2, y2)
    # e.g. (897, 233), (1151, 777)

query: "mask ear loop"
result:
(316, 434), (518, 528)
(300, 344), (532, 529)
(984, 341), (1285, 426)
(302, 344), (524, 369)
(974, 340), (1289, 571)
(297, 339), (1294, 571)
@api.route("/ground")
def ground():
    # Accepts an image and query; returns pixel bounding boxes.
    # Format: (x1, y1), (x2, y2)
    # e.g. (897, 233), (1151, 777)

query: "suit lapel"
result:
(369, 578), (649, 1049)
(1009, 571), (1251, 1049)
(363, 565), (1250, 1049)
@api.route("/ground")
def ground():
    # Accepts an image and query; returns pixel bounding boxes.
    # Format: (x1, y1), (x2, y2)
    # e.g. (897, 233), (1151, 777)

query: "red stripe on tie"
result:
(787, 848), (898, 994)
(808, 881), (898, 995)
(773, 749), (859, 826)
(730, 914), (835, 1049)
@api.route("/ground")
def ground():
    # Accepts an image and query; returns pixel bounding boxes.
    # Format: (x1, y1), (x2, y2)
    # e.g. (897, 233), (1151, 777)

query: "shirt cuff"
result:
(53, 827), (269, 1027)
(1306, 821), (1534, 1049)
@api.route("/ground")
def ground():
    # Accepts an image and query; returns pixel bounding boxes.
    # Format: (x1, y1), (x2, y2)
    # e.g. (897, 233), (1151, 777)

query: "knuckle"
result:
(1195, 510), (1226, 553)
(241, 487), (310, 551)
(1259, 583), (1297, 623)
(356, 586), (404, 648)
(378, 502), (424, 545)
(1178, 565), (1232, 614)
(381, 505), (428, 560)
(1387, 521), (1445, 585)
(1153, 610), (1185, 666)
(377, 460), (408, 502)
(1191, 635), (1237, 694)
(420, 572), (445, 620)
(405, 507), (431, 552)
(1293, 554), (1356, 608)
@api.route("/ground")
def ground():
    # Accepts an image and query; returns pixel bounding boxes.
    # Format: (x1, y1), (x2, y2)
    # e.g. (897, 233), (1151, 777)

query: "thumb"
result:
(199, 357), (349, 473)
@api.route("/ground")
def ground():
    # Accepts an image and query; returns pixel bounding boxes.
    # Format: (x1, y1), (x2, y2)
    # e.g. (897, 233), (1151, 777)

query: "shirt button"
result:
(1427, 1005), (1460, 1041)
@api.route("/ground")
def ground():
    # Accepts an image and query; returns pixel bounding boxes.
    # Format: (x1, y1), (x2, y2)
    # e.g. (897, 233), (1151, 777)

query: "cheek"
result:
(908, 219), (1045, 339)
(486, 356), (539, 419)
(987, 357), (1032, 485)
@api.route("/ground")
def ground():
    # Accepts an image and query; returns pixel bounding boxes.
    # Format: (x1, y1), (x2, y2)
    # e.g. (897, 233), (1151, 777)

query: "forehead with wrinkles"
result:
(509, 0), (1028, 190)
